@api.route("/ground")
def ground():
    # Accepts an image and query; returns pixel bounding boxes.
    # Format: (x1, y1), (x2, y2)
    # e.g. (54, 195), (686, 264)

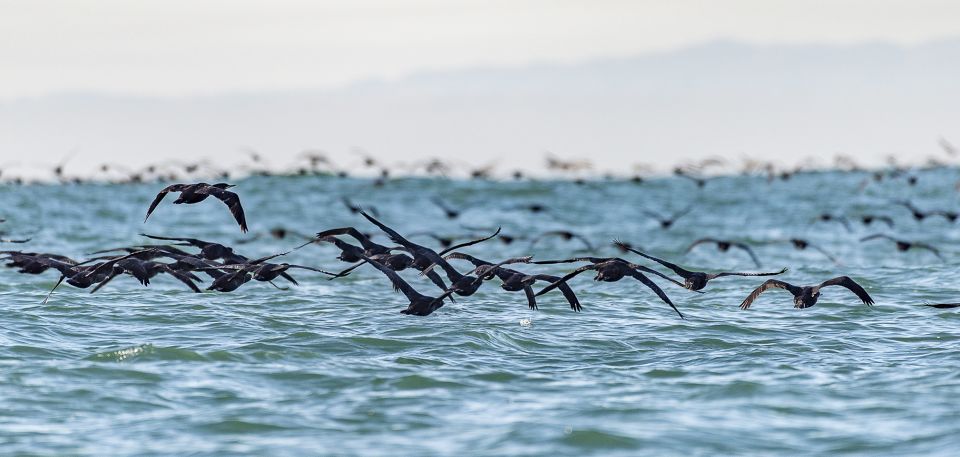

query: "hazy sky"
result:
(3, 0), (959, 98)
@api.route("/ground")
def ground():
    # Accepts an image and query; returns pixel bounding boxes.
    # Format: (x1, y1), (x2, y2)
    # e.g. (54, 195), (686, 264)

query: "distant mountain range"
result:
(2, 39), (959, 177)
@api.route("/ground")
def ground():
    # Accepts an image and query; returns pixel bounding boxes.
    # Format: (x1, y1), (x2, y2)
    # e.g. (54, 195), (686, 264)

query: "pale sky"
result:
(2, 0), (959, 98)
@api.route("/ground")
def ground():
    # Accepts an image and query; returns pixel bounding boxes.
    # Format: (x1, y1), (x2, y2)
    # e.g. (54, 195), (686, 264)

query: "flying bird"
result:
(144, 183), (248, 232)
(643, 205), (693, 230)
(616, 241), (786, 291)
(860, 234), (943, 261)
(529, 230), (594, 252)
(685, 238), (762, 268)
(739, 276), (874, 310)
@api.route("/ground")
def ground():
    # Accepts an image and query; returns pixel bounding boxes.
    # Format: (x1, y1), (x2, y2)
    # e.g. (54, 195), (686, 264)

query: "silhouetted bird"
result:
(616, 241), (785, 291)
(532, 257), (686, 318)
(144, 183), (248, 232)
(529, 230), (594, 252)
(685, 238), (762, 268)
(643, 205), (693, 230)
(739, 277), (874, 309)
(895, 200), (957, 223)
(860, 234), (944, 261)
(445, 252), (581, 311)
(361, 254), (456, 316)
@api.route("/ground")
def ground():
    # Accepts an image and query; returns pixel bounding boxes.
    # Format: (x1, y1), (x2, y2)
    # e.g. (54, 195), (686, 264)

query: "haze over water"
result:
(2, 169), (960, 455)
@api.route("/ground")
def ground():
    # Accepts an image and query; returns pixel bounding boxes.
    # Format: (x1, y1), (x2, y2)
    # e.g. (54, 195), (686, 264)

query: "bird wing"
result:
(532, 274), (581, 311)
(207, 187), (248, 232)
(860, 233), (893, 243)
(625, 261), (689, 290)
(913, 243), (944, 261)
(739, 279), (801, 310)
(140, 233), (210, 249)
(534, 265), (594, 296)
(625, 269), (683, 319)
(362, 255), (422, 301)
(523, 285), (537, 310)
(817, 276), (874, 306)
(286, 264), (338, 276)
(531, 257), (607, 265)
(709, 267), (788, 280)
(437, 227), (501, 256)
(360, 211), (418, 250)
(732, 243), (762, 268)
(144, 184), (185, 222)
(614, 241), (693, 278)
(685, 238), (719, 253)
(158, 265), (202, 292)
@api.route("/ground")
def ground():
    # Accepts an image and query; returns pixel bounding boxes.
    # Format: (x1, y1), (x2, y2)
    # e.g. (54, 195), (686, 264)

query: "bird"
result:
(814, 213), (852, 232)
(532, 257), (687, 319)
(341, 197), (379, 218)
(856, 214), (895, 228)
(359, 210), (505, 297)
(144, 183), (248, 232)
(529, 230), (594, 252)
(643, 205), (693, 230)
(430, 197), (461, 219)
(616, 241), (786, 291)
(444, 252), (581, 311)
(139, 234), (249, 263)
(685, 238), (762, 268)
(739, 276), (874, 309)
(860, 234), (943, 261)
(894, 200), (957, 223)
(785, 238), (838, 264)
(360, 254), (456, 316)
(0, 237), (30, 243)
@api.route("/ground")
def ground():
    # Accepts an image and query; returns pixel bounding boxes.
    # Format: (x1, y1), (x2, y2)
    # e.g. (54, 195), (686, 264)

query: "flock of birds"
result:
(4, 145), (960, 316)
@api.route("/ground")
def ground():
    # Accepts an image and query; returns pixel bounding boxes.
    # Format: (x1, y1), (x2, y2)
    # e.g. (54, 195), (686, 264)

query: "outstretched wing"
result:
(534, 265), (594, 296)
(914, 243), (944, 261)
(533, 274), (581, 311)
(139, 233), (209, 249)
(685, 238), (719, 253)
(286, 264), (338, 276)
(739, 279), (802, 310)
(614, 240), (693, 279)
(817, 276), (874, 306)
(522, 285), (537, 310)
(315, 227), (384, 252)
(709, 267), (788, 280)
(438, 227), (501, 256)
(625, 269), (683, 319)
(207, 187), (248, 232)
(860, 233), (894, 243)
(144, 184), (185, 222)
(732, 243), (762, 268)
(362, 255), (422, 301)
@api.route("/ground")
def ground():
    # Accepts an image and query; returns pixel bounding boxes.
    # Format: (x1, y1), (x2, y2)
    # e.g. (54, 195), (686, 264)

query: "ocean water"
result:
(2, 170), (960, 456)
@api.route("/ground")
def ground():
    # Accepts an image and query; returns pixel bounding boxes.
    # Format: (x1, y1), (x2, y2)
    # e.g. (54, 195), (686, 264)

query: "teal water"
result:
(2, 171), (960, 456)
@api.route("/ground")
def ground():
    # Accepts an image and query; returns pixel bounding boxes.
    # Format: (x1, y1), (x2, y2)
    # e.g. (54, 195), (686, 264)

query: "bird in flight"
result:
(144, 183), (248, 232)
(739, 276), (874, 310)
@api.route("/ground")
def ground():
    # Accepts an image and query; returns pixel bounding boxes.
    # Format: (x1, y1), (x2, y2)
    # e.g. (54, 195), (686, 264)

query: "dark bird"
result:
(685, 238), (762, 268)
(643, 205), (693, 230)
(360, 210), (502, 297)
(144, 183), (248, 232)
(361, 254), (456, 316)
(786, 238), (838, 264)
(341, 197), (379, 218)
(532, 257), (687, 319)
(814, 213), (852, 232)
(739, 276), (874, 310)
(529, 230), (594, 252)
(139, 234), (249, 263)
(856, 214), (895, 228)
(445, 252), (581, 311)
(860, 234), (944, 261)
(616, 241), (786, 291)
(430, 197), (460, 219)
(894, 200), (957, 223)
(87, 256), (203, 294)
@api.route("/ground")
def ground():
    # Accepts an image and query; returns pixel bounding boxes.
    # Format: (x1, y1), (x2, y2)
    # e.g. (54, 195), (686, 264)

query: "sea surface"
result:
(2, 170), (960, 456)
